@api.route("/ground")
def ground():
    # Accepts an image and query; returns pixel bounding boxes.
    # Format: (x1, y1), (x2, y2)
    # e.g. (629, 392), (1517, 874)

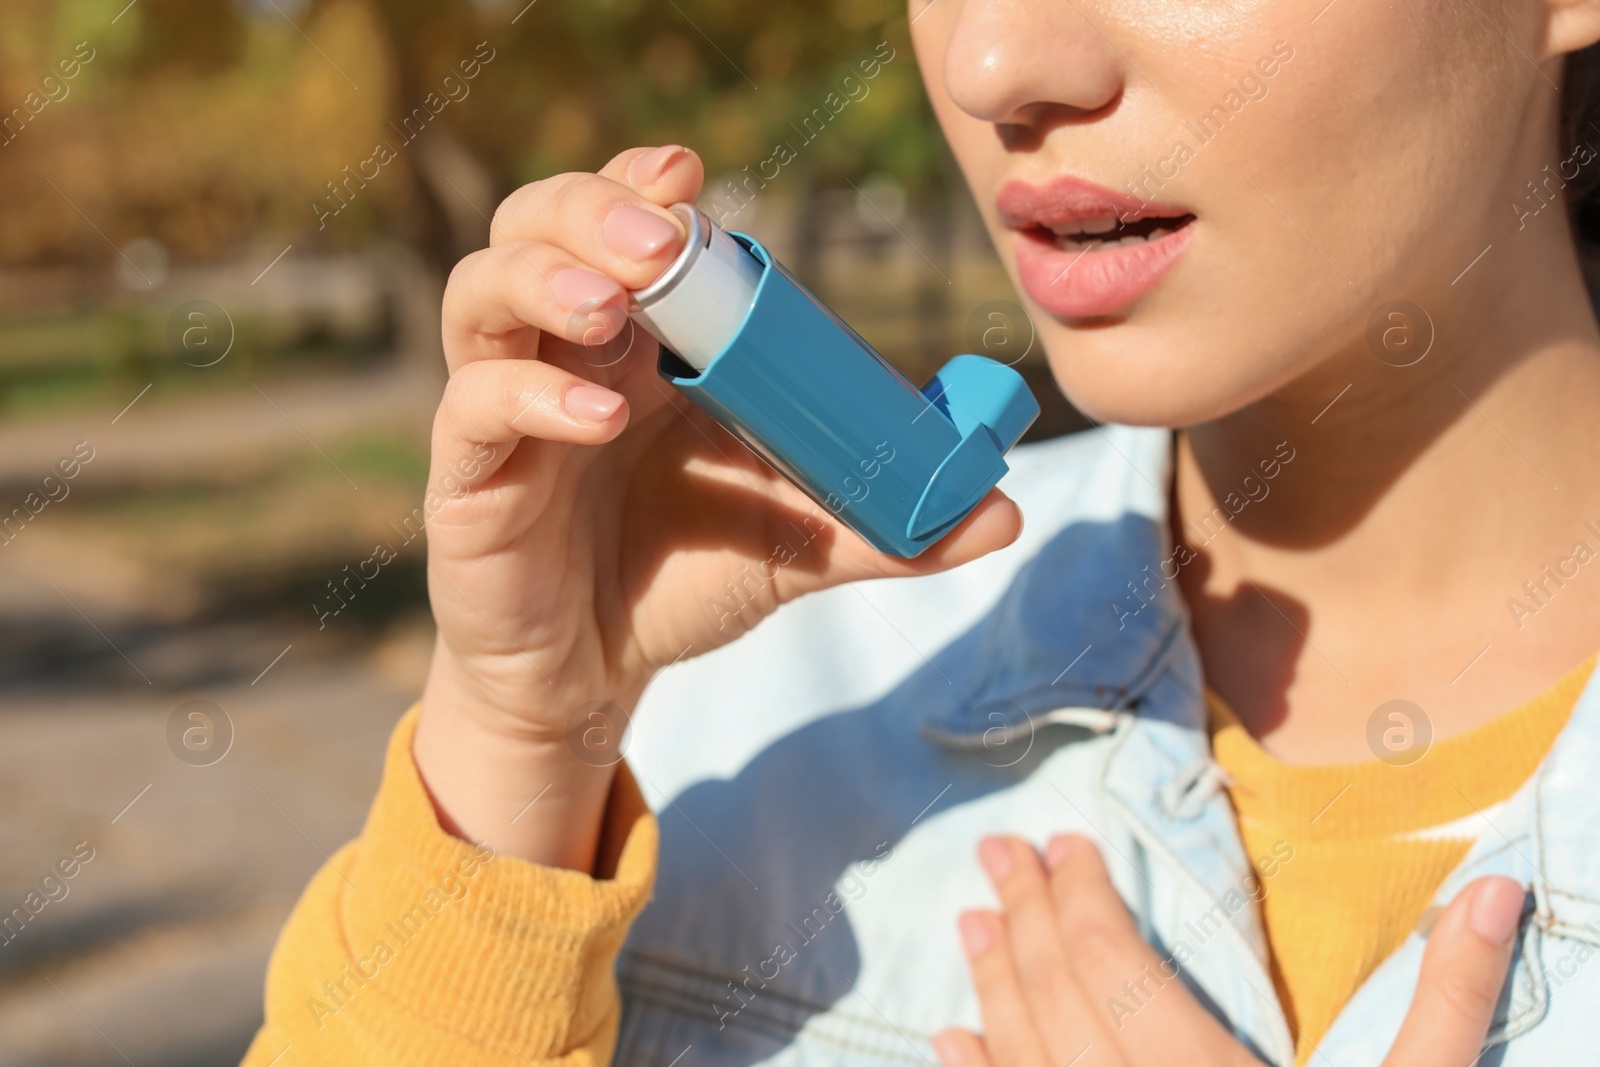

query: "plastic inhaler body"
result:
(628, 204), (1039, 559)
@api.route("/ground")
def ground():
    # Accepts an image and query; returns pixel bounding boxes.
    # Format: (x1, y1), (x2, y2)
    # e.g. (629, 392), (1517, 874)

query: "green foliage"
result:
(446, 0), (944, 193)
(0, 0), (945, 268)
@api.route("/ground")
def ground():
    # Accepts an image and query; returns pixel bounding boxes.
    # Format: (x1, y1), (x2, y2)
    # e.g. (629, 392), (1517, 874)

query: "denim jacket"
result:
(617, 424), (1600, 1066)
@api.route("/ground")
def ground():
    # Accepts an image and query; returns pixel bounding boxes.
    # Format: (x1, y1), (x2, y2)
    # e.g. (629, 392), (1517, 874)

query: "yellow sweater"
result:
(241, 705), (660, 1066)
(1208, 655), (1594, 1066)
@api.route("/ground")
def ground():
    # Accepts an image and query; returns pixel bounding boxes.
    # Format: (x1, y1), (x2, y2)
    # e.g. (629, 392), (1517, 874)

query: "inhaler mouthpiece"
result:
(629, 203), (763, 370)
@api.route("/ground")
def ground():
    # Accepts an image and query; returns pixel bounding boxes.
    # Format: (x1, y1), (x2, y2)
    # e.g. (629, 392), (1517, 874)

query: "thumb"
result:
(773, 485), (1024, 605)
(890, 488), (1025, 574)
(858, 488), (1024, 580)
(1382, 876), (1526, 1067)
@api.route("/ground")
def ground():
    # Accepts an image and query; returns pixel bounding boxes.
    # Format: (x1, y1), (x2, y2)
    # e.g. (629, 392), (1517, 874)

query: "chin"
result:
(1036, 316), (1324, 428)
(1034, 323), (1258, 430)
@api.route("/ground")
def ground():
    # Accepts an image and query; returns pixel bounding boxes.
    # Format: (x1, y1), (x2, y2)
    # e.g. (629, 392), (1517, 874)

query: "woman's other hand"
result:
(938, 834), (1523, 1067)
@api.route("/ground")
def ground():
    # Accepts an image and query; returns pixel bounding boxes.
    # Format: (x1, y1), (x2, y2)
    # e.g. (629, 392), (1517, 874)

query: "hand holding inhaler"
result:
(629, 203), (1039, 558)
(413, 146), (1024, 868)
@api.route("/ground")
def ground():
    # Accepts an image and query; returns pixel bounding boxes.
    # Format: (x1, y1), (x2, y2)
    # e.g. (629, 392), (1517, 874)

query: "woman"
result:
(244, 0), (1600, 1064)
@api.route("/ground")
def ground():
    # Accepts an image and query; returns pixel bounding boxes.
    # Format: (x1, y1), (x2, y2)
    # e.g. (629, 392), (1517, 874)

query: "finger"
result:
(959, 910), (1054, 1067)
(489, 170), (694, 290)
(442, 242), (631, 373)
(597, 143), (706, 203)
(1382, 876), (1524, 1067)
(428, 357), (628, 506)
(978, 837), (1110, 1066)
(934, 1028), (996, 1067)
(1046, 835), (1239, 1062)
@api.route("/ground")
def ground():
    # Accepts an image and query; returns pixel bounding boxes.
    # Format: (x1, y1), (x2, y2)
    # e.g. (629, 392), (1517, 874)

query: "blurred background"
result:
(0, 0), (1088, 1062)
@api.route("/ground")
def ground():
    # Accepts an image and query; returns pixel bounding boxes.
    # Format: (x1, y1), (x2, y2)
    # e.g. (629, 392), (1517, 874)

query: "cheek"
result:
(1194, 2), (1518, 353)
(1198, 0), (1513, 258)
(1053, 0), (1527, 423)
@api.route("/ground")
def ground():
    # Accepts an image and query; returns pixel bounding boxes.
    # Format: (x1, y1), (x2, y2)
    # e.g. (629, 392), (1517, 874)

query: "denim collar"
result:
(1531, 670), (1600, 944)
(921, 426), (1194, 744)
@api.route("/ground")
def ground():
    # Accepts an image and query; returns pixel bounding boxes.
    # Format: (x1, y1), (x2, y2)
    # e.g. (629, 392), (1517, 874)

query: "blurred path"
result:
(0, 362), (441, 490)
(0, 626), (430, 1067)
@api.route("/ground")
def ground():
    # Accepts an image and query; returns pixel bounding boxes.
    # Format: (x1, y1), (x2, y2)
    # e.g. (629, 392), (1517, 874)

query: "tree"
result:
(0, 0), (947, 279)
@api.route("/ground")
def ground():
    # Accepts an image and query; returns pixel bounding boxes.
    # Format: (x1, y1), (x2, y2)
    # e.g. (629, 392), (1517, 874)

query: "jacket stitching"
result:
(1546, 887), (1600, 904)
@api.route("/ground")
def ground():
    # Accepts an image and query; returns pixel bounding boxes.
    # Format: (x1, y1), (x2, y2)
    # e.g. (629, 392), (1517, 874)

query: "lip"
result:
(997, 176), (1195, 319)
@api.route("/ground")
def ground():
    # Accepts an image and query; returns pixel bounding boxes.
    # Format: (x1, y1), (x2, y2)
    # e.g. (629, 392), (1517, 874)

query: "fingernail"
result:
(931, 1032), (965, 1067)
(1413, 904), (1444, 936)
(603, 204), (683, 262)
(977, 837), (1013, 883)
(1467, 878), (1525, 946)
(563, 384), (624, 423)
(549, 268), (623, 311)
(629, 144), (688, 185)
(1045, 835), (1072, 871)
(958, 911), (993, 956)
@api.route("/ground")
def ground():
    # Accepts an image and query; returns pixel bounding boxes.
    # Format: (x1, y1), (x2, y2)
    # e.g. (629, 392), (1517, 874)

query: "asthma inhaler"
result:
(628, 203), (1039, 559)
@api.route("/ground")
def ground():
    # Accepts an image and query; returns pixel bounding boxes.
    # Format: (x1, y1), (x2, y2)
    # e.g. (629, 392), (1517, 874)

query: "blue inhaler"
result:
(628, 203), (1039, 559)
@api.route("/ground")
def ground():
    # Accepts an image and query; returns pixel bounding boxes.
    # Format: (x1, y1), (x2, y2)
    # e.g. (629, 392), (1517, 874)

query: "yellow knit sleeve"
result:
(240, 704), (659, 1067)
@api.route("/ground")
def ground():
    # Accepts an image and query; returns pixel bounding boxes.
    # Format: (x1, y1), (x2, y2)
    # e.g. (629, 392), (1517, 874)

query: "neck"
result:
(1176, 218), (1600, 762)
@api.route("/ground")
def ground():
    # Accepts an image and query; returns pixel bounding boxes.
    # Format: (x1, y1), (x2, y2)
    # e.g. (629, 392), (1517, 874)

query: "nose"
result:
(940, 0), (1126, 129)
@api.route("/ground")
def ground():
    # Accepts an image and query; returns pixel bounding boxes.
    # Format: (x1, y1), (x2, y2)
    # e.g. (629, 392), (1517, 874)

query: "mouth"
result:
(998, 177), (1197, 319)
(1032, 212), (1197, 253)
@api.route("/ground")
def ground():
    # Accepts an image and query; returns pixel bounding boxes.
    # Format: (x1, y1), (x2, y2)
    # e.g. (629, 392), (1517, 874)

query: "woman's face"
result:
(912, 0), (1571, 426)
